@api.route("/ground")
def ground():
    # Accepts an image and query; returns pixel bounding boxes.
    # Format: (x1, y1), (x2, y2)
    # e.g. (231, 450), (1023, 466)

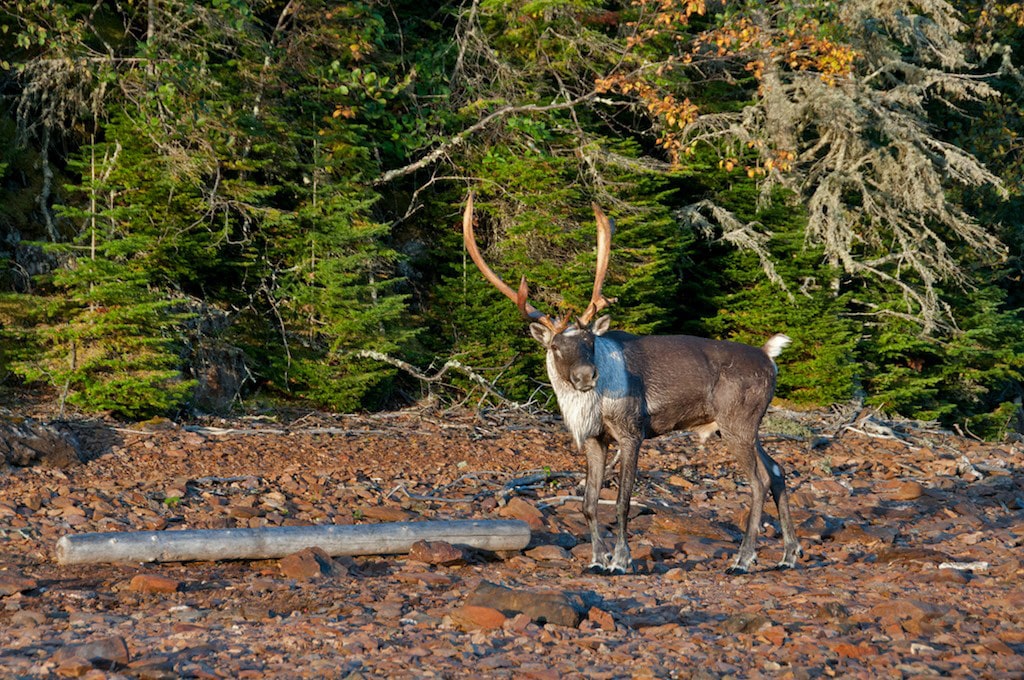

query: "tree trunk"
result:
(0, 413), (81, 468)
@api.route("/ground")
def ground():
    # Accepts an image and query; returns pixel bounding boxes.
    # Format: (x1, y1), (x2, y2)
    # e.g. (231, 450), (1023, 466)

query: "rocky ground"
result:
(0, 405), (1022, 679)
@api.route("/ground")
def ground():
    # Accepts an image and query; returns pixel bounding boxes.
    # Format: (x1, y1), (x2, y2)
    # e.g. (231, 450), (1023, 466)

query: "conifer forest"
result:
(2, 0), (1023, 438)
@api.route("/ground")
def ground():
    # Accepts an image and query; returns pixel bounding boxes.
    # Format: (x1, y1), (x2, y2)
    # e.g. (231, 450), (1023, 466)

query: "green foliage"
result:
(260, 184), (415, 411)
(860, 284), (1024, 437)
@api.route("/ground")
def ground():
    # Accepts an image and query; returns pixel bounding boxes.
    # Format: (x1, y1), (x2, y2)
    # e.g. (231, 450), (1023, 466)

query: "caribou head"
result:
(462, 192), (617, 393)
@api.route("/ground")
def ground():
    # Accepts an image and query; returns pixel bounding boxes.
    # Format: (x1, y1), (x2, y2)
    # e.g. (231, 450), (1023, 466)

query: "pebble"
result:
(450, 605), (507, 631)
(128, 574), (181, 594)
(278, 547), (346, 580)
(408, 540), (465, 566)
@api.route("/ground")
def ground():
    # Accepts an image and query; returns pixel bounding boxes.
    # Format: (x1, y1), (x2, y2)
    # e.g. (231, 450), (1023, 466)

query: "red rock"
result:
(396, 570), (454, 586)
(408, 540), (465, 566)
(815, 601), (851, 621)
(981, 637), (1015, 655)
(278, 547), (345, 580)
(521, 667), (560, 680)
(227, 505), (261, 520)
(809, 479), (851, 496)
(525, 544), (571, 561)
(929, 567), (969, 584)
(667, 474), (695, 489)
(868, 598), (946, 622)
(831, 523), (897, 546)
(0, 572), (38, 595)
(587, 606), (616, 632)
(651, 514), (733, 541)
(51, 636), (130, 669)
(506, 612), (535, 633)
(4, 410), (1024, 677)
(640, 623), (683, 638)
(996, 629), (1024, 644)
(874, 546), (950, 565)
(450, 605), (507, 630)
(875, 479), (924, 500)
(832, 641), (877, 659)
(357, 505), (414, 522)
(128, 574), (181, 594)
(758, 625), (787, 646)
(797, 514), (840, 540)
(500, 497), (545, 530)
(663, 567), (688, 581)
(721, 612), (771, 634)
(55, 655), (93, 677)
(466, 580), (584, 627)
(10, 610), (46, 627)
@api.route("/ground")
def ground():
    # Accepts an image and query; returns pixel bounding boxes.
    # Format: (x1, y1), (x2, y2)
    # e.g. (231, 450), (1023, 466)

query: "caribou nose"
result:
(571, 365), (598, 392)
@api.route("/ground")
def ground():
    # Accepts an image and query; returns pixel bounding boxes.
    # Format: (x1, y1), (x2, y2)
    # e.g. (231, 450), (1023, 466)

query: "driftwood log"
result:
(55, 519), (531, 566)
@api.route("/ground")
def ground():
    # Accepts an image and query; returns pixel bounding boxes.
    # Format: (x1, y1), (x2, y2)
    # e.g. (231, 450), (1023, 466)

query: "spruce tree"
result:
(15, 112), (199, 417)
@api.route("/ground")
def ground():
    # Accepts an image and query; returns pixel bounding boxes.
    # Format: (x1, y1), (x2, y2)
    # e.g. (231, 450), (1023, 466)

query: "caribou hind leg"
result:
(726, 434), (769, 574)
(758, 442), (802, 568)
(725, 435), (802, 574)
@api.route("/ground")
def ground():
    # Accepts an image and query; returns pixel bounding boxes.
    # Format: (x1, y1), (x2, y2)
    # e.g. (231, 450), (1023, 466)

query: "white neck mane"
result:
(547, 336), (628, 448)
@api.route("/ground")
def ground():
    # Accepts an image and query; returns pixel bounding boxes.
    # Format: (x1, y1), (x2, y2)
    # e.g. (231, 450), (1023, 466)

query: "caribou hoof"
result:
(586, 561), (632, 576)
(587, 565), (631, 576)
(777, 545), (803, 570)
(727, 552), (756, 574)
(725, 557), (755, 575)
(586, 554), (613, 575)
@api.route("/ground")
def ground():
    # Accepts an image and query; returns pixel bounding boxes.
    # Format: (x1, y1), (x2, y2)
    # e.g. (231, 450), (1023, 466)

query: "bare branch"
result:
(374, 93), (599, 186)
(354, 350), (527, 409)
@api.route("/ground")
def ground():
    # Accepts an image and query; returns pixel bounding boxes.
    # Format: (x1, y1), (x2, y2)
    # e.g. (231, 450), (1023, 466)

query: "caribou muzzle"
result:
(570, 364), (598, 392)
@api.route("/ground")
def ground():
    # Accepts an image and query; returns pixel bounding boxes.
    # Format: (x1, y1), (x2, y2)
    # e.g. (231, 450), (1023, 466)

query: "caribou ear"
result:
(530, 322), (554, 346)
(592, 315), (612, 336)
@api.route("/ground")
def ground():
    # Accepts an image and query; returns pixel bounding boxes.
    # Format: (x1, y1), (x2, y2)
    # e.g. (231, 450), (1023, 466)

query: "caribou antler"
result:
(462, 193), (567, 333)
(577, 203), (615, 325)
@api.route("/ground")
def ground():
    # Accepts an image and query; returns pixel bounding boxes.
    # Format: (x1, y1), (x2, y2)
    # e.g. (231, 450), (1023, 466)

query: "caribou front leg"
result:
(581, 437), (610, 572)
(607, 437), (641, 574)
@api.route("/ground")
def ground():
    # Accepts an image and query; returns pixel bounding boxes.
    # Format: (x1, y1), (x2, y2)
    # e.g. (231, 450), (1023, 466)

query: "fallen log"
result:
(54, 519), (531, 566)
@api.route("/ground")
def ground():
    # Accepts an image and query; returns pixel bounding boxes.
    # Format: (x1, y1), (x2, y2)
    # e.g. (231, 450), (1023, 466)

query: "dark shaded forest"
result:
(1, 0), (1022, 438)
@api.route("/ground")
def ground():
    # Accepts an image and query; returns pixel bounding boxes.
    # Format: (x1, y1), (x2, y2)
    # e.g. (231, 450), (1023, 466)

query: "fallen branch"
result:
(842, 425), (903, 441)
(500, 471), (581, 501)
(536, 496), (653, 511)
(355, 350), (524, 408)
(55, 519), (531, 565)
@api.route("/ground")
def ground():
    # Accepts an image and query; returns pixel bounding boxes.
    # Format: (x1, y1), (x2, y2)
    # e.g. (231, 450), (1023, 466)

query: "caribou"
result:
(462, 193), (802, 575)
